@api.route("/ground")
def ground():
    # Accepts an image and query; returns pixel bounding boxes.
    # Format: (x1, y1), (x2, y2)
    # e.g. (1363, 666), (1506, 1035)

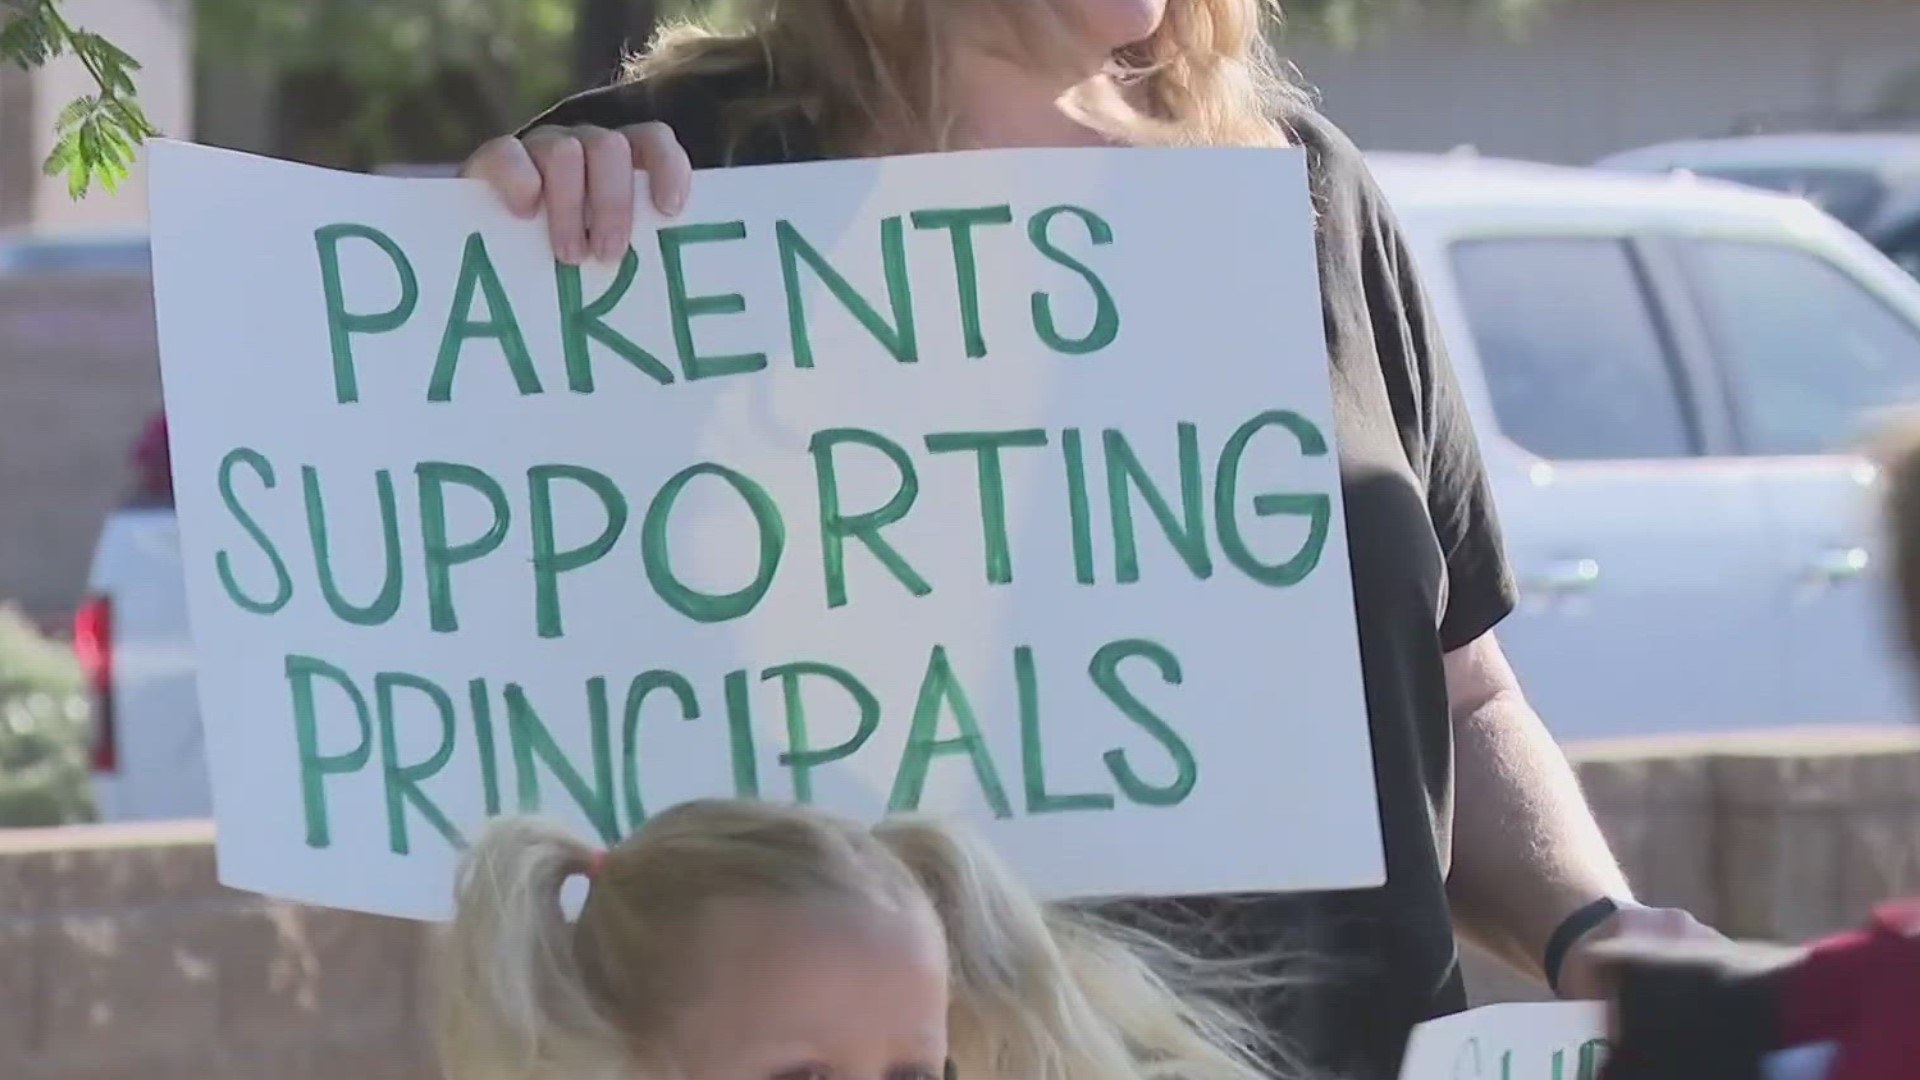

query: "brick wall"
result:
(4, 731), (1919, 1079)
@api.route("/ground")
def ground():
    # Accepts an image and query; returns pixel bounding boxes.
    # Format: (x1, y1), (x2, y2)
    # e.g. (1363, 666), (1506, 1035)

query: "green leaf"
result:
(71, 30), (138, 94)
(0, 15), (43, 63)
(0, 3), (63, 65)
(97, 127), (132, 169)
(75, 117), (101, 164)
(6, 2), (156, 198)
(53, 91), (96, 133)
(100, 60), (136, 95)
(102, 94), (155, 138)
(93, 32), (143, 75)
(39, 133), (78, 178)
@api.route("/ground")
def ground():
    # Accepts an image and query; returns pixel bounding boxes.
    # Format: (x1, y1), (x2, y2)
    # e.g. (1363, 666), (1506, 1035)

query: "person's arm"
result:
(1442, 631), (1631, 975)
(1312, 116), (1717, 995)
(1443, 632), (1720, 996)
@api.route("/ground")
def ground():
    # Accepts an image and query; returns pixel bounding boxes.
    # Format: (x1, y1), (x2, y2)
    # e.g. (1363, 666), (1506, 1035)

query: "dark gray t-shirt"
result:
(526, 73), (1517, 1080)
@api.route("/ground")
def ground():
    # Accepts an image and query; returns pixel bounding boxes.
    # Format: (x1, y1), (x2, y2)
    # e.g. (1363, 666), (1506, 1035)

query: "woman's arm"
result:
(1281, 105), (1724, 996)
(1443, 630), (1716, 996)
(1443, 632), (1628, 967)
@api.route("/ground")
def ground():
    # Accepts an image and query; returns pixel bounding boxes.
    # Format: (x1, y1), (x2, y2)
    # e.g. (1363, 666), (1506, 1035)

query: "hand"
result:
(460, 122), (693, 266)
(1555, 904), (1723, 1001)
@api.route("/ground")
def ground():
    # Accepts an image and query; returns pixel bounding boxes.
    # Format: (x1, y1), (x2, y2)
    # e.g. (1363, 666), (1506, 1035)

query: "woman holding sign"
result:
(460, 1), (1715, 1076)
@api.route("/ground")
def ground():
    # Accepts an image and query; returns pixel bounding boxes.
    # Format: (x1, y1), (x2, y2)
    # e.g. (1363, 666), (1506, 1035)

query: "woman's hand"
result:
(460, 123), (693, 266)
(1558, 904), (1725, 1001)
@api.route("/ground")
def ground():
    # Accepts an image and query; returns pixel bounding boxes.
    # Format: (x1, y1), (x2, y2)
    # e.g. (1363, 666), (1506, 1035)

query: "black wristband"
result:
(1544, 896), (1625, 995)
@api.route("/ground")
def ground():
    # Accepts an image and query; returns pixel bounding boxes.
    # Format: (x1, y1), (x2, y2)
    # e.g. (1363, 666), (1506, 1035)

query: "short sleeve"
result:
(518, 81), (661, 134)
(514, 66), (806, 169)
(1290, 109), (1517, 654)
(1363, 176), (1517, 652)
(516, 78), (723, 166)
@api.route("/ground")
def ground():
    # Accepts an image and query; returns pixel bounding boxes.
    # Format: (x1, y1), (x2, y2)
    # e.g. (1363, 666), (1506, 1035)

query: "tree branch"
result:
(1, 0), (158, 197)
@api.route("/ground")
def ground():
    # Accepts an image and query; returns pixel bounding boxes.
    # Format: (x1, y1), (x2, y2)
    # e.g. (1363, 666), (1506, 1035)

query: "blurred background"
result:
(3, 2), (1920, 1076)
(14, 0), (1920, 822)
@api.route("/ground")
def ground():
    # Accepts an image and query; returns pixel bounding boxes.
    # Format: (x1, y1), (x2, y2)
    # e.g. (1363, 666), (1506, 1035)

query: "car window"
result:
(1450, 237), (1698, 461)
(1882, 220), (1920, 282)
(1689, 240), (1920, 456)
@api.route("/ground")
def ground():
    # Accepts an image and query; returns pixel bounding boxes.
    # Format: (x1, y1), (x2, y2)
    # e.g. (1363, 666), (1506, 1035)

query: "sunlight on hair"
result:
(432, 801), (1314, 1080)
(617, 0), (1303, 159)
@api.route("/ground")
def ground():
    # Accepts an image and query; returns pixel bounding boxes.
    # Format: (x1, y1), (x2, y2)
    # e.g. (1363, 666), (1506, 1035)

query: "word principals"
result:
(289, 636), (1196, 857)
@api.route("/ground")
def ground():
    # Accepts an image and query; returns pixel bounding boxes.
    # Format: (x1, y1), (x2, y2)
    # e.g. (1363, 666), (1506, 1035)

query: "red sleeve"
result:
(1784, 900), (1920, 1080)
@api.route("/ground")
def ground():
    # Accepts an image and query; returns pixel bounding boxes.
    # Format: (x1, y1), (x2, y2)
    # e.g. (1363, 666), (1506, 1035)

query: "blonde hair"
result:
(435, 800), (1298, 1080)
(622, 0), (1302, 156)
(1871, 410), (1920, 666)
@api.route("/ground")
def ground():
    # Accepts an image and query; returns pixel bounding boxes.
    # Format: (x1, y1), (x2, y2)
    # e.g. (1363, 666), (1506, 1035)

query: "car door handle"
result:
(1806, 546), (1870, 583)
(1521, 558), (1601, 596)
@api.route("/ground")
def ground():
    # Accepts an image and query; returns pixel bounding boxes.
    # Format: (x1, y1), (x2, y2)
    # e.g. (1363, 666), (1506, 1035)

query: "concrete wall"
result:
(1463, 727), (1920, 1003)
(4, 731), (1918, 1079)
(1286, 0), (1920, 165)
(0, 822), (433, 1080)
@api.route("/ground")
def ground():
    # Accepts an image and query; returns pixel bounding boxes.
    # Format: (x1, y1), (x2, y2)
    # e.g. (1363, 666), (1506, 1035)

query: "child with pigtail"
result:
(433, 799), (1305, 1080)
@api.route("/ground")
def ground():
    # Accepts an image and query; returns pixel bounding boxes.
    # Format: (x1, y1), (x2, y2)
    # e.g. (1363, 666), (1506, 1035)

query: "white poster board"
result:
(1398, 1004), (1611, 1080)
(147, 140), (1381, 920)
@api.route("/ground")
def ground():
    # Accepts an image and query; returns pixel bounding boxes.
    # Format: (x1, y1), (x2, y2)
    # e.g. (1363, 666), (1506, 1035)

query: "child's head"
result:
(435, 799), (1283, 1080)
(1878, 414), (1920, 668)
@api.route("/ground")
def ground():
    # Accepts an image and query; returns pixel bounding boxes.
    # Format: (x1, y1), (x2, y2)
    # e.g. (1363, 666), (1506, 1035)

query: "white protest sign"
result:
(1398, 1004), (1611, 1080)
(147, 139), (1382, 920)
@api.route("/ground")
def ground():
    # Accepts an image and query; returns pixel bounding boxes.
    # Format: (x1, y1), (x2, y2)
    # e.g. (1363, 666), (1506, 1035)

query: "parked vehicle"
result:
(0, 231), (208, 824)
(68, 156), (1920, 819)
(1596, 132), (1920, 281)
(77, 409), (207, 822)
(1373, 151), (1920, 739)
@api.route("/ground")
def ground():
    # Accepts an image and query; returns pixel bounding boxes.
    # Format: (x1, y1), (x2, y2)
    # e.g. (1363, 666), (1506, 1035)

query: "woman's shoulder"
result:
(1278, 105), (1434, 319)
(1279, 106), (1442, 376)
(517, 61), (794, 167)
(1278, 105), (1386, 231)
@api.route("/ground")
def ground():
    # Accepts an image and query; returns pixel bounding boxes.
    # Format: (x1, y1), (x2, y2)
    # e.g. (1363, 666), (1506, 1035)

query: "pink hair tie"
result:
(585, 849), (607, 880)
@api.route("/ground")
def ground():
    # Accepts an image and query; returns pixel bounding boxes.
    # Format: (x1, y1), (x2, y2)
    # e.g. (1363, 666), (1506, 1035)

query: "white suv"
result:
(1374, 151), (1920, 739)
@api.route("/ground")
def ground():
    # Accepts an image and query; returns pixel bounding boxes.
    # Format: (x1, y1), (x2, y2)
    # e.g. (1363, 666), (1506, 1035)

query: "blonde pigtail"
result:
(873, 816), (1297, 1080)
(433, 818), (627, 1080)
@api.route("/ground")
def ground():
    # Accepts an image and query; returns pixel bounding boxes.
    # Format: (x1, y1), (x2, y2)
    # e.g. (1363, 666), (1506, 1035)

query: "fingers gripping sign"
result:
(624, 121), (692, 218)
(460, 122), (693, 266)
